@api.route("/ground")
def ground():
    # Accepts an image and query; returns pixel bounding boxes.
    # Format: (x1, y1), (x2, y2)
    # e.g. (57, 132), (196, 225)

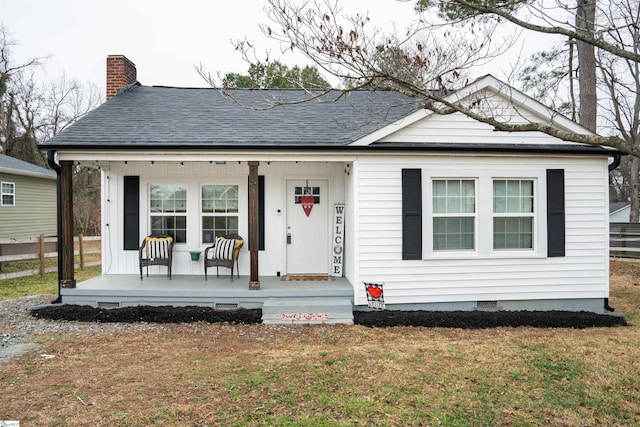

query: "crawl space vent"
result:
(97, 302), (120, 309)
(476, 300), (499, 311)
(216, 303), (239, 311)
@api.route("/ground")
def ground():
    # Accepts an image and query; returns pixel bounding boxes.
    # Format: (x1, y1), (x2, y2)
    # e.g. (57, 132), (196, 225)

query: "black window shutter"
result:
(123, 176), (140, 250)
(402, 169), (422, 260)
(547, 169), (565, 257)
(248, 175), (265, 250)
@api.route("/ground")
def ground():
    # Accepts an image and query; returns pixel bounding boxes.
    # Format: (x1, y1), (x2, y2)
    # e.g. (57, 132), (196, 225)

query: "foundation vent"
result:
(216, 303), (239, 311)
(476, 300), (499, 311)
(97, 302), (120, 309)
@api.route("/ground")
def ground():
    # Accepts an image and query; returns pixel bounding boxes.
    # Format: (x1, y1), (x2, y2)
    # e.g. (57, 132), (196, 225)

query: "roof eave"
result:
(42, 142), (620, 156)
(0, 166), (57, 180)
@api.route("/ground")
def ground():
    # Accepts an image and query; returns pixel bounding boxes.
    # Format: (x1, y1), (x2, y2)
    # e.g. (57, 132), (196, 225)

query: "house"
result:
(609, 201), (631, 223)
(42, 55), (619, 322)
(0, 153), (56, 239)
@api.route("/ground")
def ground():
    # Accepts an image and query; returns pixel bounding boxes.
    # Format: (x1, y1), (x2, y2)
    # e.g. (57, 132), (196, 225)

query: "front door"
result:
(286, 179), (329, 275)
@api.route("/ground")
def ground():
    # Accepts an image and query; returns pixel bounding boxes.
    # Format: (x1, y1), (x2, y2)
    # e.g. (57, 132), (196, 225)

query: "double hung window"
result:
(432, 179), (476, 251)
(493, 179), (534, 250)
(201, 184), (239, 244)
(423, 174), (540, 258)
(149, 185), (187, 243)
(1, 182), (15, 206)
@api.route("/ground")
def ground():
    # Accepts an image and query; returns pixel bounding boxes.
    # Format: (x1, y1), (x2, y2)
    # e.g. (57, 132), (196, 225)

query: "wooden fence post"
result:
(39, 234), (45, 277)
(79, 234), (85, 270)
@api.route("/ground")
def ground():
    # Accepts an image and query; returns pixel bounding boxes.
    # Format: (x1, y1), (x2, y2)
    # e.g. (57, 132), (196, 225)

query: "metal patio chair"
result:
(204, 234), (244, 281)
(139, 234), (174, 279)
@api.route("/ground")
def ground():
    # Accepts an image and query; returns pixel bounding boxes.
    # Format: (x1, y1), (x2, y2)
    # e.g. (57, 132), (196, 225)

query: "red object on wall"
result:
(366, 285), (383, 299)
(301, 195), (314, 217)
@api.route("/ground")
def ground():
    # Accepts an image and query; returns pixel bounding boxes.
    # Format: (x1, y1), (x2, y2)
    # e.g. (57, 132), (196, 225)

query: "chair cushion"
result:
(214, 237), (236, 261)
(233, 239), (244, 260)
(144, 236), (173, 259)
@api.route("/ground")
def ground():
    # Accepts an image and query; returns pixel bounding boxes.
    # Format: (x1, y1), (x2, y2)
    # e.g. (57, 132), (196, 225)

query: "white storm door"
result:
(286, 180), (329, 274)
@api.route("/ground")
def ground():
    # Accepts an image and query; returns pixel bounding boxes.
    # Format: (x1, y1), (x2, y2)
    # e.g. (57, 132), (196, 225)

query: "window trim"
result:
(148, 183), (188, 244)
(139, 177), (246, 251)
(423, 169), (545, 260)
(492, 178), (536, 251)
(431, 178), (477, 252)
(200, 183), (240, 246)
(1, 181), (15, 207)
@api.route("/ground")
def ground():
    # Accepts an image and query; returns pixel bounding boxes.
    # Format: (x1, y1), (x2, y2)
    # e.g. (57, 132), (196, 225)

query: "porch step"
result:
(261, 297), (354, 325)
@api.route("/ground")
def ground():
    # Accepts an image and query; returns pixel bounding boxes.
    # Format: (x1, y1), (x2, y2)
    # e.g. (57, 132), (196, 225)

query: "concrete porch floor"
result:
(60, 274), (354, 310)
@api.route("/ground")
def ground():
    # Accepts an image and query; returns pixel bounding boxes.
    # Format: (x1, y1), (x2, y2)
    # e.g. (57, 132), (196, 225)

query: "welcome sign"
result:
(332, 204), (345, 277)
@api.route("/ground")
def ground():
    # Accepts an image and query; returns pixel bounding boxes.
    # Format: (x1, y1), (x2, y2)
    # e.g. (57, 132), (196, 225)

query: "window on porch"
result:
(149, 184), (187, 243)
(201, 184), (239, 244)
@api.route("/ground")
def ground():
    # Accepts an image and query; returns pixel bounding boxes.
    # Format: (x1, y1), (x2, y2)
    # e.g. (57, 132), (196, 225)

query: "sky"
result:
(0, 0), (558, 93)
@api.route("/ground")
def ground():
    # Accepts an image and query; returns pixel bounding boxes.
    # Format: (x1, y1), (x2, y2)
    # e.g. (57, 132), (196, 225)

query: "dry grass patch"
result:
(1, 260), (640, 426)
(0, 266), (101, 300)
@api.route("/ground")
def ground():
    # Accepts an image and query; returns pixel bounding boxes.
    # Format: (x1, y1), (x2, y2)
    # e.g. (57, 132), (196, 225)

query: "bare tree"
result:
(596, 0), (640, 219)
(0, 25), (42, 98)
(0, 25), (43, 156)
(1, 25), (103, 232)
(3, 70), (47, 165)
(223, 0), (638, 155)
(41, 73), (102, 141)
(417, 0), (639, 62)
(514, 0), (639, 218)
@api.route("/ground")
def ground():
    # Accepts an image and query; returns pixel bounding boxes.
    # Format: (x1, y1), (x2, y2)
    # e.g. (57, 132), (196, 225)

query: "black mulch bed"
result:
(30, 305), (262, 325)
(30, 305), (627, 329)
(353, 310), (627, 329)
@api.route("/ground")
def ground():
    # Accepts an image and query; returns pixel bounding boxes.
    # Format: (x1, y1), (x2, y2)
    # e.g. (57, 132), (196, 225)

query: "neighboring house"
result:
(610, 201), (631, 223)
(42, 55), (619, 320)
(0, 153), (57, 239)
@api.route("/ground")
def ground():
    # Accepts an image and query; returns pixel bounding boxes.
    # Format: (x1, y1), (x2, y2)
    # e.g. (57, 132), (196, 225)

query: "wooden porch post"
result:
(59, 160), (76, 288)
(248, 161), (260, 290)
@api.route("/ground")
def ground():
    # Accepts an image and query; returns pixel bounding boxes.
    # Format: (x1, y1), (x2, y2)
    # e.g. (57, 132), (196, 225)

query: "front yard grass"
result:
(0, 266), (101, 300)
(0, 260), (638, 426)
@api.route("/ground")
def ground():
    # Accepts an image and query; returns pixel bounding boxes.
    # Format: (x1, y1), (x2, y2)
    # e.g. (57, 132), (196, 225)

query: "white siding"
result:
(102, 161), (345, 276)
(379, 97), (585, 145)
(353, 155), (610, 306)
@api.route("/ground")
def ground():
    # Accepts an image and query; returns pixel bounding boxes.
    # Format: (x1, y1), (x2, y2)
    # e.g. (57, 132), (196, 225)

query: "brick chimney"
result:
(106, 55), (137, 100)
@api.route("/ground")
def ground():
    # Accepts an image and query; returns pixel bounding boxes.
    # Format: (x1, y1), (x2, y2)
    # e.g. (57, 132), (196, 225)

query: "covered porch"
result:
(49, 153), (355, 324)
(52, 156), (353, 284)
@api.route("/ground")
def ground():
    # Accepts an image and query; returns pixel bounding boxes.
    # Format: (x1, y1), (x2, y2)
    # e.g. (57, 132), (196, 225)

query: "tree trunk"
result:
(576, 0), (597, 132)
(630, 157), (640, 223)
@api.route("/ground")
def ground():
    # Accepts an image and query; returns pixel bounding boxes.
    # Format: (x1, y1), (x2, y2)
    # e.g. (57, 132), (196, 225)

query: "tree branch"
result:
(439, 0), (640, 62)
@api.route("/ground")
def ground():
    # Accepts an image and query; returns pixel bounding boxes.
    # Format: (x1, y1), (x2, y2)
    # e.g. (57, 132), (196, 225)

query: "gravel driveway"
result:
(0, 295), (170, 364)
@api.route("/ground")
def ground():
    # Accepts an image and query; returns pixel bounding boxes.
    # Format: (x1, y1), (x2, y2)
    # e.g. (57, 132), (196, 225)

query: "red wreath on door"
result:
(301, 195), (314, 217)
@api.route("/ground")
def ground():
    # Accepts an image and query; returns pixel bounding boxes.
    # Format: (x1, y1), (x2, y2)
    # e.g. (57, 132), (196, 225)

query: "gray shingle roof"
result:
(0, 154), (56, 178)
(44, 85), (421, 148)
